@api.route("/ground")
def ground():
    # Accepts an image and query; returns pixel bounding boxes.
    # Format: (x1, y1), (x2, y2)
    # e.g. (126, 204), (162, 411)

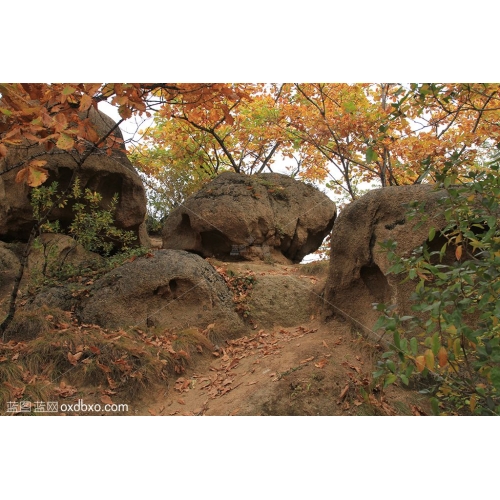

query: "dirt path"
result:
(136, 317), (430, 416)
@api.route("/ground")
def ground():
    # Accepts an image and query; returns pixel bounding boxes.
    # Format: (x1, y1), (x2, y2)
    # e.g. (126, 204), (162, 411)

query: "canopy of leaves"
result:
(2, 83), (499, 204)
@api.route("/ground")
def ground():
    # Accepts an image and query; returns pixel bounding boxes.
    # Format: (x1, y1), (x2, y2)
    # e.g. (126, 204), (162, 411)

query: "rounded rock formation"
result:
(77, 249), (244, 335)
(323, 184), (450, 339)
(162, 172), (337, 263)
(0, 108), (149, 248)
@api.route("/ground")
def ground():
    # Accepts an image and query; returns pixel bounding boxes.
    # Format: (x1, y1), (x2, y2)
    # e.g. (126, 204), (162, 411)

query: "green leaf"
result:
(366, 147), (378, 163)
(400, 374), (409, 386)
(431, 332), (441, 356)
(410, 337), (418, 356)
(430, 397), (440, 415)
(384, 373), (397, 388)
(62, 85), (76, 95)
(490, 367), (500, 389)
(428, 227), (436, 242)
(393, 330), (401, 350)
(343, 101), (357, 113)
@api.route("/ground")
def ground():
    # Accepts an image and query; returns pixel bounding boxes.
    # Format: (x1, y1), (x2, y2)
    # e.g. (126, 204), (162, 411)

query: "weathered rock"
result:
(27, 283), (82, 313)
(0, 107), (149, 248)
(247, 275), (318, 327)
(1, 234), (104, 315)
(77, 249), (244, 334)
(162, 172), (336, 263)
(323, 185), (450, 339)
(26, 233), (104, 277)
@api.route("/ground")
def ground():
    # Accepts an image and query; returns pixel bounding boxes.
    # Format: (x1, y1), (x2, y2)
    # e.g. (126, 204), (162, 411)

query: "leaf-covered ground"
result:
(1, 259), (431, 416)
(136, 317), (430, 416)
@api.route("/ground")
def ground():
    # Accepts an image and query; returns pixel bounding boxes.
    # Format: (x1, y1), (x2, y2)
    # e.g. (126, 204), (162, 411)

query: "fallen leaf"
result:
(148, 409), (157, 416)
(96, 361), (111, 373)
(107, 376), (118, 389)
(339, 384), (349, 400)
(300, 356), (314, 364)
(227, 359), (239, 371)
(314, 359), (328, 369)
(101, 395), (113, 405)
(67, 351), (83, 366)
(177, 398), (186, 405)
(411, 405), (427, 416)
(322, 340), (329, 348)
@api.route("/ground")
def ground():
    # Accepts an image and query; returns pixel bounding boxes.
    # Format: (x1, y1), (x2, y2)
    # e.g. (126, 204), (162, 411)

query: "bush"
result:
(31, 178), (137, 256)
(373, 160), (500, 415)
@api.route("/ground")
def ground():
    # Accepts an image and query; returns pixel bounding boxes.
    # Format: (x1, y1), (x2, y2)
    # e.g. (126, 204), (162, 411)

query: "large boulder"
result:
(323, 185), (450, 339)
(162, 172), (337, 264)
(77, 249), (244, 335)
(0, 107), (149, 248)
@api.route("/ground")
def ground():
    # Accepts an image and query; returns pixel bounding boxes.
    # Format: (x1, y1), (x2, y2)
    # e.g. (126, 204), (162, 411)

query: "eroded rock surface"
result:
(323, 184), (450, 338)
(0, 108), (149, 248)
(77, 249), (244, 335)
(162, 172), (336, 263)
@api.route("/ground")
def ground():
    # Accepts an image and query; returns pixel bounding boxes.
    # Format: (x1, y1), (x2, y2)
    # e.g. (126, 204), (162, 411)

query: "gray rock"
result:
(77, 249), (244, 334)
(323, 184), (450, 339)
(162, 172), (336, 263)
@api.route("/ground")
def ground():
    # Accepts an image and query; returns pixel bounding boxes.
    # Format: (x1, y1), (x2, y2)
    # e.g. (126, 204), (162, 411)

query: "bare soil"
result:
(1, 256), (432, 416)
(131, 260), (431, 416)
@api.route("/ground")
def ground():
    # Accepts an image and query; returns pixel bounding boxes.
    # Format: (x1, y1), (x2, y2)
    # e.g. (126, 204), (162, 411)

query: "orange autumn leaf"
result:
(314, 359), (328, 369)
(300, 356), (314, 364)
(15, 160), (49, 187)
(67, 351), (83, 366)
(79, 93), (94, 112)
(101, 395), (113, 405)
(438, 346), (448, 367)
(415, 355), (426, 373)
(56, 132), (75, 150)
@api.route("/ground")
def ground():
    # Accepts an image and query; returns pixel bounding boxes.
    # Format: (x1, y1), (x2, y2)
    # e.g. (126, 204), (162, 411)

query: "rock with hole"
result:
(162, 172), (336, 263)
(77, 249), (244, 335)
(323, 184), (451, 339)
(0, 108), (149, 248)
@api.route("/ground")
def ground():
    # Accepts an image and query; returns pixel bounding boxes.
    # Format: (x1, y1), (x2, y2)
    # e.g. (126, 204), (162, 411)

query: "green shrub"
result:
(373, 160), (500, 415)
(31, 178), (136, 256)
